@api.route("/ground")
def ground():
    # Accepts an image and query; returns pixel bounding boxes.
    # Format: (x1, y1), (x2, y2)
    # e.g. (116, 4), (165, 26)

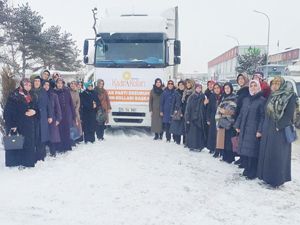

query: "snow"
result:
(0, 129), (300, 225)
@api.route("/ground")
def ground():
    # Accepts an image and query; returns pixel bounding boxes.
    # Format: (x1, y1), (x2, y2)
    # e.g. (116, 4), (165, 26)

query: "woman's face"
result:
(155, 80), (162, 88)
(249, 82), (259, 95)
(43, 82), (50, 91)
(56, 81), (64, 89)
(186, 82), (192, 89)
(271, 81), (281, 92)
(23, 82), (32, 92)
(208, 82), (214, 90)
(178, 83), (185, 91)
(224, 85), (232, 95)
(167, 82), (174, 90)
(195, 86), (202, 93)
(87, 85), (93, 91)
(98, 81), (104, 88)
(42, 72), (49, 80)
(238, 76), (245, 86)
(213, 85), (221, 95)
(70, 82), (77, 91)
(33, 79), (41, 89)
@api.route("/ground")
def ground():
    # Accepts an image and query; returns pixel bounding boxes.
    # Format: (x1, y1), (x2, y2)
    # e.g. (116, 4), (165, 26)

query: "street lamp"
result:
(254, 10), (270, 76)
(225, 34), (240, 47)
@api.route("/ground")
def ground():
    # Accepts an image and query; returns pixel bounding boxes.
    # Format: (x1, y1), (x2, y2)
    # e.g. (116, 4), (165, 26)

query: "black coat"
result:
(80, 90), (100, 138)
(206, 93), (222, 151)
(185, 92), (207, 149)
(236, 86), (250, 118)
(170, 89), (184, 135)
(4, 89), (38, 167)
(234, 92), (266, 158)
(257, 94), (297, 187)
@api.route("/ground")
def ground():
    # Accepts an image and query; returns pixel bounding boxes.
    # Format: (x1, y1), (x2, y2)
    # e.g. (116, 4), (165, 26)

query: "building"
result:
(269, 48), (300, 66)
(208, 45), (267, 80)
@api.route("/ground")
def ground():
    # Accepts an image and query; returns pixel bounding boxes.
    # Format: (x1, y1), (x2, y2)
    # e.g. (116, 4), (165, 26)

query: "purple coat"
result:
(48, 91), (62, 143)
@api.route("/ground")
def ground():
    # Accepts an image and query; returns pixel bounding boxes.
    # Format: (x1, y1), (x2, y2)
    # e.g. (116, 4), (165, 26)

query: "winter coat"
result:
(185, 92), (207, 149)
(55, 87), (76, 152)
(95, 87), (112, 123)
(80, 90), (100, 136)
(234, 92), (266, 158)
(257, 94), (297, 187)
(32, 88), (51, 143)
(170, 89), (185, 136)
(206, 93), (222, 151)
(70, 89), (82, 135)
(160, 88), (176, 123)
(48, 91), (62, 143)
(4, 88), (38, 167)
(215, 94), (237, 151)
(236, 86), (250, 118)
(149, 88), (163, 133)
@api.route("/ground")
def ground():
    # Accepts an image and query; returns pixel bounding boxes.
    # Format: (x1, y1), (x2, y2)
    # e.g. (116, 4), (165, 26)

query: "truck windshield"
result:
(95, 40), (165, 68)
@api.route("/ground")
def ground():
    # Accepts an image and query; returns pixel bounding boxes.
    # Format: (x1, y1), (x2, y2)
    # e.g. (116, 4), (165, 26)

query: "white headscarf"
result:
(249, 79), (261, 96)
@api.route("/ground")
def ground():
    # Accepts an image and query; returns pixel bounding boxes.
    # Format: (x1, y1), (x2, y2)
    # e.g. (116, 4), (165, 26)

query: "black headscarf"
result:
(153, 78), (163, 95)
(223, 82), (234, 98)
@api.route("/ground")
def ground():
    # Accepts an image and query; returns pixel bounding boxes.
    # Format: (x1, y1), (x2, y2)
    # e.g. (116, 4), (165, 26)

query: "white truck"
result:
(83, 7), (181, 127)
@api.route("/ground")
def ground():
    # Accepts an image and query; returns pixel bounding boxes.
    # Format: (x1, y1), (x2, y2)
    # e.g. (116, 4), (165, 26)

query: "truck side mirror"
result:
(174, 40), (181, 56)
(83, 40), (89, 56)
(174, 56), (181, 65)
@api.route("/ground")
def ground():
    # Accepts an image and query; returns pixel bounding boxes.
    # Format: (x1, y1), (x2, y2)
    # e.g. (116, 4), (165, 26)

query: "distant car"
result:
(267, 76), (300, 128)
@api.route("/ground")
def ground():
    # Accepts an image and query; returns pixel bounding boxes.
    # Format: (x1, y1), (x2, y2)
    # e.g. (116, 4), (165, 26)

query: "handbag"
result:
(172, 109), (182, 121)
(70, 126), (81, 141)
(231, 135), (239, 153)
(96, 107), (106, 124)
(284, 125), (297, 143)
(216, 128), (225, 150)
(3, 129), (24, 151)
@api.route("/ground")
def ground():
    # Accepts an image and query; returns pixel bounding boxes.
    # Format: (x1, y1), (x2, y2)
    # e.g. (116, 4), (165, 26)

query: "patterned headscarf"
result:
(249, 79), (261, 96)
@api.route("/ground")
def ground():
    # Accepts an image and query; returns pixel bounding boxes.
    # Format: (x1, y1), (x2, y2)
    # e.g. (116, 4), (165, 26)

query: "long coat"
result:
(95, 88), (112, 123)
(32, 88), (51, 143)
(149, 88), (163, 133)
(234, 92), (266, 158)
(185, 92), (207, 150)
(160, 88), (176, 123)
(80, 90), (100, 138)
(70, 89), (82, 135)
(55, 87), (76, 152)
(236, 86), (250, 118)
(48, 91), (62, 143)
(257, 94), (297, 187)
(4, 89), (38, 167)
(170, 90), (185, 135)
(206, 93), (222, 151)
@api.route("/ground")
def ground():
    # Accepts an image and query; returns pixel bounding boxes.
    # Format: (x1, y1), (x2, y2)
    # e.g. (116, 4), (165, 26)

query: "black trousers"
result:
(96, 123), (105, 139)
(36, 142), (46, 161)
(163, 123), (171, 141)
(49, 143), (60, 156)
(173, 135), (182, 144)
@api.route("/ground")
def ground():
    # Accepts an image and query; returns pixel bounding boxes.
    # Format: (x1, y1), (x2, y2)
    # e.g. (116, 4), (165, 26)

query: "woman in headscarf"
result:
(70, 80), (83, 142)
(4, 78), (38, 167)
(205, 80), (216, 99)
(234, 80), (266, 179)
(257, 77), (297, 187)
(43, 80), (62, 157)
(170, 80), (185, 144)
(235, 73), (250, 167)
(182, 79), (195, 146)
(160, 80), (176, 142)
(215, 82), (237, 163)
(94, 79), (112, 140)
(55, 78), (76, 152)
(149, 78), (164, 140)
(31, 76), (52, 161)
(185, 83), (207, 151)
(206, 83), (223, 155)
(80, 81), (100, 143)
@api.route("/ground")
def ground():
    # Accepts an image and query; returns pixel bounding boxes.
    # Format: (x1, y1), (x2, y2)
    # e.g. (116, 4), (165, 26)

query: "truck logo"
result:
(123, 71), (132, 80)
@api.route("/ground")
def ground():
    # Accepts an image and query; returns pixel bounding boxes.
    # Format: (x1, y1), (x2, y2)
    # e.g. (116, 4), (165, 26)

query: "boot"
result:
(153, 133), (159, 140)
(159, 133), (163, 140)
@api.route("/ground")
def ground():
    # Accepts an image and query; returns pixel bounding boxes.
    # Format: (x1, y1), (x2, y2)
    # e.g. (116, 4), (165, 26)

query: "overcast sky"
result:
(11, 0), (300, 73)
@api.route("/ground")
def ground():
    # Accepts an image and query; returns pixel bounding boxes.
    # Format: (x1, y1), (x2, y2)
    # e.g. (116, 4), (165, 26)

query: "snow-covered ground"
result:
(0, 128), (300, 225)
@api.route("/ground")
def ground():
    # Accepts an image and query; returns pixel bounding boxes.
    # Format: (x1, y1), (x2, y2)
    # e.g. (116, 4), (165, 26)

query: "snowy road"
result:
(0, 129), (300, 225)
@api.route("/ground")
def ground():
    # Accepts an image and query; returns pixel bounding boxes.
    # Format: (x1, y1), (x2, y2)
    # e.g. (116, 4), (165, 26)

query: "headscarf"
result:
(194, 83), (203, 93)
(182, 79), (195, 102)
(19, 78), (32, 103)
(223, 82), (234, 98)
(84, 81), (93, 89)
(152, 78), (163, 95)
(213, 83), (223, 103)
(237, 73), (249, 88)
(266, 76), (296, 122)
(249, 79), (261, 96)
(207, 80), (216, 88)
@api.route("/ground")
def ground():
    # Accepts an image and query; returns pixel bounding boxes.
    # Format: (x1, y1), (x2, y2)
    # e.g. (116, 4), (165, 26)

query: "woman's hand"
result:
(236, 128), (240, 133)
(160, 112), (163, 117)
(256, 132), (262, 138)
(48, 118), (53, 124)
(25, 109), (36, 117)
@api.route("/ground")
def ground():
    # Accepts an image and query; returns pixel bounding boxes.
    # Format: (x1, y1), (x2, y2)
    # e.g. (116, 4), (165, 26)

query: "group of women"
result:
(149, 72), (298, 187)
(4, 70), (111, 168)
